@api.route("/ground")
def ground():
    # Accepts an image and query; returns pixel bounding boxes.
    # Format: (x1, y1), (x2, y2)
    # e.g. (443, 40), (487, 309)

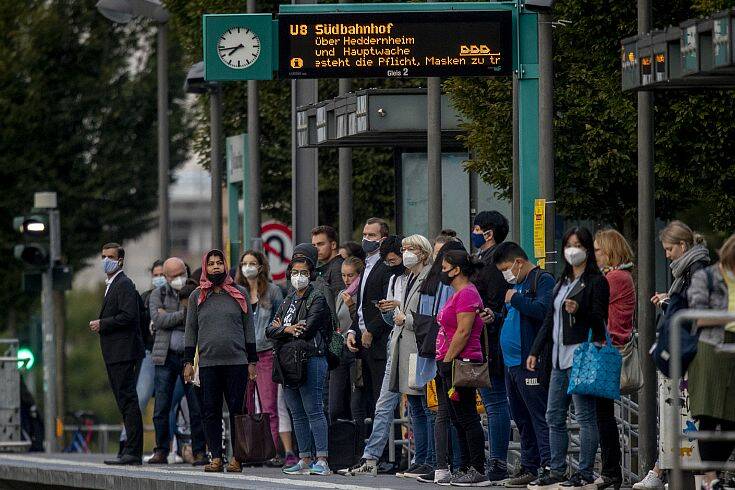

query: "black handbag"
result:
(272, 339), (309, 388)
(414, 293), (441, 358)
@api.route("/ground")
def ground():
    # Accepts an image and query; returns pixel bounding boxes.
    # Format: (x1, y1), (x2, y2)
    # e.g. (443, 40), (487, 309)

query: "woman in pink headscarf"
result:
(183, 249), (258, 473)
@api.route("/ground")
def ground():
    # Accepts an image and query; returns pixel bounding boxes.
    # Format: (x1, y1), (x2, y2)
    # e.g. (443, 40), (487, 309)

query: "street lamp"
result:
(96, 0), (171, 259)
(185, 62), (224, 251)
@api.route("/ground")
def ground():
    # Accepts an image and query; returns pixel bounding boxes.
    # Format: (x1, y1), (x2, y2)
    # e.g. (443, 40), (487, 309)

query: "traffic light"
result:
(13, 213), (50, 268)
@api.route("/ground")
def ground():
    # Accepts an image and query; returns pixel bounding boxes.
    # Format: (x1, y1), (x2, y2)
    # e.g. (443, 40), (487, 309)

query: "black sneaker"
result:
(450, 466), (492, 486)
(559, 472), (597, 489)
(417, 470), (437, 483)
(486, 458), (509, 482)
(528, 468), (567, 490)
(438, 468), (466, 486)
(594, 475), (622, 489)
(402, 464), (433, 479)
(503, 467), (538, 487)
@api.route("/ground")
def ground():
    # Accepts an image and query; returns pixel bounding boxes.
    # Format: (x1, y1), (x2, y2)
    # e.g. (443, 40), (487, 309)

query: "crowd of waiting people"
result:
(91, 212), (735, 489)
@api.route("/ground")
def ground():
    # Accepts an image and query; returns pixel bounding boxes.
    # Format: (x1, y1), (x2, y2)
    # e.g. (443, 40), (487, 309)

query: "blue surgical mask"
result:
(102, 257), (120, 275)
(152, 276), (166, 289)
(471, 231), (487, 249)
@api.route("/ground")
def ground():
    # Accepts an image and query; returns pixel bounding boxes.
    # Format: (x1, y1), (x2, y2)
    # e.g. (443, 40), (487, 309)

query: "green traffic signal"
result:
(17, 347), (35, 370)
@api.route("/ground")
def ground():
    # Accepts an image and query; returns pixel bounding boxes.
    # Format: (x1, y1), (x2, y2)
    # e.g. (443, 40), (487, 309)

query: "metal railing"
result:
(669, 309), (735, 489)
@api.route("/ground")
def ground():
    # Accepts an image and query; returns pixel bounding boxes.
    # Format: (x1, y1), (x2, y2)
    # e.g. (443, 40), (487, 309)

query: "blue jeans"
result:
(120, 350), (155, 443)
(153, 351), (205, 454)
(407, 394), (436, 467)
(284, 356), (329, 458)
(479, 373), (511, 463)
(362, 351), (401, 460)
(546, 368), (598, 480)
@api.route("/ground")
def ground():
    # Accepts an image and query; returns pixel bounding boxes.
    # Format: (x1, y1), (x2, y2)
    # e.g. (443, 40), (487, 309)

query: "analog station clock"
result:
(217, 27), (261, 69)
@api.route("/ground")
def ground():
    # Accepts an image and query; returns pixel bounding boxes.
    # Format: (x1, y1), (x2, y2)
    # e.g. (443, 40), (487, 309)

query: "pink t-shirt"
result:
(435, 283), (485, 362)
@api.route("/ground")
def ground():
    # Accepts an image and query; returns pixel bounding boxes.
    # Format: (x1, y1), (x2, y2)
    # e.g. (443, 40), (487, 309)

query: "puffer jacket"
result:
(150, 284), (186, 366)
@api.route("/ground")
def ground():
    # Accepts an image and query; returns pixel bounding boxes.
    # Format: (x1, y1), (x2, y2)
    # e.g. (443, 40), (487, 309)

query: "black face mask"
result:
(209, 271), (227, 286)
(439, 269), (455, 286)
(389, 263), (406, 276)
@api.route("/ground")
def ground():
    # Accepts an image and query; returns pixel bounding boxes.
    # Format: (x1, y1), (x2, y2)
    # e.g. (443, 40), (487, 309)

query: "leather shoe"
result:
(192, 453), (209, 467)
(147, 451), (168, 464)
(104, 455), (142, 465)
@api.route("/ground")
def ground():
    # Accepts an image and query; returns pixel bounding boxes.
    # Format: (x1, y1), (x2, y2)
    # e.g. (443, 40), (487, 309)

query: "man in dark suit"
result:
(346, 218), (392, 422)
(89, 242), (145, 465)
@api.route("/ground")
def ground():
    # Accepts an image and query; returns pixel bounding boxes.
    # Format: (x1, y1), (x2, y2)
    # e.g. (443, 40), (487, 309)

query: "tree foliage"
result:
(0, 1), (191, 327)
(447, 0), (735, 232)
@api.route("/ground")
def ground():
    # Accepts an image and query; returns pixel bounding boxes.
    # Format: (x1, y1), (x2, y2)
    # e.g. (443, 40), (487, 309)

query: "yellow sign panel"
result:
(533, 198), (546, 261)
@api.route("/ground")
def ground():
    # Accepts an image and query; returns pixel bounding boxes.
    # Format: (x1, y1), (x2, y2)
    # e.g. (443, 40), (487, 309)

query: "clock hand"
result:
(228, 44), (244, 56)
(218, 45), (242, 51)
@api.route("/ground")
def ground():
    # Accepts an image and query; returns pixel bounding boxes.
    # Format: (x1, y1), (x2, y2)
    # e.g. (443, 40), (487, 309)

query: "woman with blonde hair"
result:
(651, 220), (710, 310)
(594, 229), (636, 489)
(637, 221), (711, 489)
(340, 234), (436, 478)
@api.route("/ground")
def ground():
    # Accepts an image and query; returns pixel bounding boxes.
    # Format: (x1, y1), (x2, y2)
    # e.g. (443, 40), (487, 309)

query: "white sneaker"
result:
(632, 470), (665, 489)
(167, 452), (184, 464)
(434, 468), (451, 484)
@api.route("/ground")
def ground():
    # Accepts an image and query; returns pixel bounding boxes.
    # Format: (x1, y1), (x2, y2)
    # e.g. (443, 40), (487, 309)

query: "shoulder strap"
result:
(528, 267), (545, 297)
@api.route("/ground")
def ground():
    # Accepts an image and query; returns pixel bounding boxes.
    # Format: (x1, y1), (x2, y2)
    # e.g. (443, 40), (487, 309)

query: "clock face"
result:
(217, 27), (260, 69)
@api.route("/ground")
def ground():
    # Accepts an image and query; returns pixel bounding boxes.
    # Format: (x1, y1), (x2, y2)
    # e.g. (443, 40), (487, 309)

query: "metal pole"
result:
(637, 0), (657, 475)
(427, 77), (442, 240)
(338, 77), (353, 244)
(538, 10), (555, 269)
(157, 23), (170, 258)
(41, 209), (60, 453)
(209, 84), (224, 251)
(511, 73), (520, 243)
(247, 0), (262, 251)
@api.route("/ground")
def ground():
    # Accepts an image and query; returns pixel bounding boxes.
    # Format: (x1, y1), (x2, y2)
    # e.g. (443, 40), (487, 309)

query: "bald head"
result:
(163, 257), (186, 281)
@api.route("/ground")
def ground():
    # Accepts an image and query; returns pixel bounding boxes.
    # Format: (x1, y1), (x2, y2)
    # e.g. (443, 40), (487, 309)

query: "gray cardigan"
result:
(252, 282), (284, 352)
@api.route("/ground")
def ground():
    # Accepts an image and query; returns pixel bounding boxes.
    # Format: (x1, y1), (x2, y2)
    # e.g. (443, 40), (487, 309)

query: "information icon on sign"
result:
(290, 57), (304, 69)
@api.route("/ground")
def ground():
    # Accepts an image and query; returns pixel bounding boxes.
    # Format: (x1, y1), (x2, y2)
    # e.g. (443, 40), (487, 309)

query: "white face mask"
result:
(502, 261), (520, 285)
(291, 274), (309, 291)
(564, 247), (587, 267)
(170, 275), (187, 291)
(241, 265), (259, 279)
(402, 251), (420, 268)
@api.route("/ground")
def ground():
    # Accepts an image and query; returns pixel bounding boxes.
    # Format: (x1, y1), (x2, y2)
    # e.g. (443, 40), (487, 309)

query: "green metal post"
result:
(516, 8), (540, 255)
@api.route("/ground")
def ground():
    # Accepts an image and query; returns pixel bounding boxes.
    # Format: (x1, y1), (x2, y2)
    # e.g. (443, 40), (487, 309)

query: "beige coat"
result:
(388, 265), (430, 395)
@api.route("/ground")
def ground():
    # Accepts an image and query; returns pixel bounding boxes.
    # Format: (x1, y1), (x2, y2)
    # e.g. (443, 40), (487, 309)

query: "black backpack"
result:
(327, 419), (361, 470)
(652, 266), (715, 378)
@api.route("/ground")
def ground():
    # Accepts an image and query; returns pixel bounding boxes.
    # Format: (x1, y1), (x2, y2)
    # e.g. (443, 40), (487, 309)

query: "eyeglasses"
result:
(383, 260), (401, 267)
(400, 246), (418, 253)
(290, 270), (310, 278)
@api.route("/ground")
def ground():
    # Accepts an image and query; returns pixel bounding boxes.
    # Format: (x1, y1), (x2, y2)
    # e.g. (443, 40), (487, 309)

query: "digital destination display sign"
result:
(278, 11), (513, 79)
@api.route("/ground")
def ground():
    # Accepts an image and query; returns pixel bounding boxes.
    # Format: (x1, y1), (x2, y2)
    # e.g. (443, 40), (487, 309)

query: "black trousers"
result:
(437, 361), (485, 473)
(199, 364), (248, 460)
(698, 416), (735, 467)
(106, 360), (143, 458)
(596, 397), (622, 480)
(328, 350), (354, 422)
